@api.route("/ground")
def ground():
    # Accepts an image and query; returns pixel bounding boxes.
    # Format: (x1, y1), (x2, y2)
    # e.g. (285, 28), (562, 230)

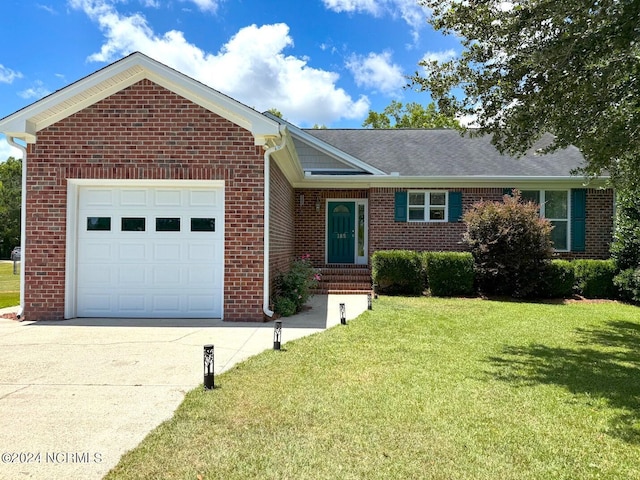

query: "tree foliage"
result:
(362, 100), (461, 129)
(413, 0), (640, 180)
(0, 157), (22, 258)
(463, 191), (553, 298)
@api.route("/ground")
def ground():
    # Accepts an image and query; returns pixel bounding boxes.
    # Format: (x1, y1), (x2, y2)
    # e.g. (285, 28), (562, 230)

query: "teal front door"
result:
(328, 201), (355, 263)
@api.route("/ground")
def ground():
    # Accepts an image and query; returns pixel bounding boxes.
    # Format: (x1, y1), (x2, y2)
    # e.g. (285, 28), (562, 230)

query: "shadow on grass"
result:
(487, 319), (640, 444)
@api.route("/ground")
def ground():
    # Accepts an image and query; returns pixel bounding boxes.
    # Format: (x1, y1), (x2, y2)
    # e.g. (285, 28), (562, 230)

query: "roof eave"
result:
(293, 174), (610, 189)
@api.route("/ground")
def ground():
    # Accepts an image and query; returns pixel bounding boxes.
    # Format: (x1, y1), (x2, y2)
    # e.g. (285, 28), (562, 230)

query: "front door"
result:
(327, 201), (355, 263)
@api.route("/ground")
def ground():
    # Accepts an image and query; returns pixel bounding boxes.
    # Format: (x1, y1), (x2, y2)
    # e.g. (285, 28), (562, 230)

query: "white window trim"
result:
(408, 190), (449, 223)
(523, 189), (571, 252)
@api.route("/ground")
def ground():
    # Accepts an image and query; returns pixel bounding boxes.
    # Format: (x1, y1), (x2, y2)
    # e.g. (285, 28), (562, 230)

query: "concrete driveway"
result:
(0, 294), (368, 480)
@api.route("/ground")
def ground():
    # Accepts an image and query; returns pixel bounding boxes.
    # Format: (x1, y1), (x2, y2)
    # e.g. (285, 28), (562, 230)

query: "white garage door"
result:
(76, 186), (224, 318)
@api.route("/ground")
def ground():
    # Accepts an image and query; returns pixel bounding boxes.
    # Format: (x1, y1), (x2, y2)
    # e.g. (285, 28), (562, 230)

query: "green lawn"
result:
(0, 262), (20, 308)
(106, 297), (640, 480)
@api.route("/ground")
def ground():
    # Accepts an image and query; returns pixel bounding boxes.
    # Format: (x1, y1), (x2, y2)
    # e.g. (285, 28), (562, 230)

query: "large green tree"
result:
(412, 0), (640, 181)
(0, 157), (22, 259)
(362, 100), (461, 129)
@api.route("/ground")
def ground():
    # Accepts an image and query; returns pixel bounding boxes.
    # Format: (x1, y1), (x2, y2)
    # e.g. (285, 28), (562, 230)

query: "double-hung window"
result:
(521, 190), (569, 251)
(408, 191), (448, 222)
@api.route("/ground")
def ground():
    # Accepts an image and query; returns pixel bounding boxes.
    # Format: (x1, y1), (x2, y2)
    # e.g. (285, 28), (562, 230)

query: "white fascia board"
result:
(293, 174), (609, 189)
(0, 52), (281, 146)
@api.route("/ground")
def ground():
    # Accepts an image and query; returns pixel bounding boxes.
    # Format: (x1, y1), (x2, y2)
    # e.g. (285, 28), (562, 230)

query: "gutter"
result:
(262, 126), (288, 318)
(6, 136), (27, 320)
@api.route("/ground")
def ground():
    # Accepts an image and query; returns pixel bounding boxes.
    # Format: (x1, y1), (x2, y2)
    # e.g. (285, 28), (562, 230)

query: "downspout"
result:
(263, 127), (287, 318)
(7, 136), (27, 320)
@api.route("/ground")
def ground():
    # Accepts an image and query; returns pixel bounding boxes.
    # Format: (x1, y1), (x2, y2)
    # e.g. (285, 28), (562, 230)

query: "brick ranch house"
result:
(0, 52), (613, 322)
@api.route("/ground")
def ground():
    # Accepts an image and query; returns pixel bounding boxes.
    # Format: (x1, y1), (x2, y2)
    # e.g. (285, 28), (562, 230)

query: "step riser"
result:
(312, 267), (372, 294)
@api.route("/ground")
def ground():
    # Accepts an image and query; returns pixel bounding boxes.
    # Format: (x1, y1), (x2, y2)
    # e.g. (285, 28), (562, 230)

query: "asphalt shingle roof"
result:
(303, 129), (587, 177)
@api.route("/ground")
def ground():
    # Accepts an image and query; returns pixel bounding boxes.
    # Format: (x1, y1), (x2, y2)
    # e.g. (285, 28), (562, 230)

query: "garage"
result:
(71, 182), (224, 318)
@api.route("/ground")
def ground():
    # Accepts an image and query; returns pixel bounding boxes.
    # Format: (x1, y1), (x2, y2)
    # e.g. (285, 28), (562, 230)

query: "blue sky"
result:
(0, 0), (462, 159)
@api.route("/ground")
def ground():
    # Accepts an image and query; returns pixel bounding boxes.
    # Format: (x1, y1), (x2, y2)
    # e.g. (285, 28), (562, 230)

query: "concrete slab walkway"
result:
(0, 294), (368, 479)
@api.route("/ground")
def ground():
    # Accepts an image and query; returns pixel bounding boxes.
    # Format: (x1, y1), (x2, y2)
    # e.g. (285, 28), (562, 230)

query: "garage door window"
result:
(191, 218), (215, 232)
(87, 217), (111, 231)
(156, 218), (180, 232)
(122, 217), (146, 231)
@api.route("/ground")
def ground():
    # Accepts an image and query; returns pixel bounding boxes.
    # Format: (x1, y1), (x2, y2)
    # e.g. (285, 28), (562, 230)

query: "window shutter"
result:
(394, 191), (407, 222)
(503, 188), (515, 197)
(571, 189), (586, 252)
(448, 191), (463, 222)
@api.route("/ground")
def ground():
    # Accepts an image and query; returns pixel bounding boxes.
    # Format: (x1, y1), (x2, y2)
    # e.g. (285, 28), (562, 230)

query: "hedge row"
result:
(372, 250), (475, 297)
(372, 251), (623, 300)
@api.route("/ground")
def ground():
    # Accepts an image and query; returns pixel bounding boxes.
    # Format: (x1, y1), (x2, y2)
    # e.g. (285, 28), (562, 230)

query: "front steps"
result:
(312, 266), (372, 294)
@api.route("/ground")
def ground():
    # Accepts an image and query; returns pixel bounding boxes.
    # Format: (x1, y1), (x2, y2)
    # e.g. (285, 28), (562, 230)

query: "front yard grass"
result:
(0, 262), (20, 308)
(107, 297), (640, 480)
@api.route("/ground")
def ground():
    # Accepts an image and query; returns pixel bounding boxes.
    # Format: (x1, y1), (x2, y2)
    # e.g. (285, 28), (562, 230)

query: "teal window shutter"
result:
(571, 189), (586, 252)
(394, 191), (407, 222)
(448, 191), (463, 222)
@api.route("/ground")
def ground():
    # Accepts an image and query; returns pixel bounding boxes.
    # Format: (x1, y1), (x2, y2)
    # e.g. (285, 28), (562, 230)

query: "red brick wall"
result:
(25, 79), (265, 321)
(269, 160), (295, 301)
(293, 186), (613, 265)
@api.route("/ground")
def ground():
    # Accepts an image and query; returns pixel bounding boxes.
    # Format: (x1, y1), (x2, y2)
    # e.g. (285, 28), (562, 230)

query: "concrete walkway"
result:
(0, 294), (368, 480)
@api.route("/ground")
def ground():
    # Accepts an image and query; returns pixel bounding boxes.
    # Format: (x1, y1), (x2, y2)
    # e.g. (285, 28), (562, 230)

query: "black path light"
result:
(339, 303), (346, 325)
(204, 344), (215, 390)
(367, 292), (372, 310)
(273, 320), (282, 350)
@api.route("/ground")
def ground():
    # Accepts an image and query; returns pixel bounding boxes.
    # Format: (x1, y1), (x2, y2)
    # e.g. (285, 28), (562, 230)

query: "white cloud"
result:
(140, 0), (159, 7)
(322, 0), (427, 41)
(0, 65), (23, 84)
(69, 0), (369, 126)
(0, 135), (24, 160)
(18, 81), (51, 100)
(346, 51), (405, 94)
(182, 0), (222, 13)
(421, 49), (457, 64)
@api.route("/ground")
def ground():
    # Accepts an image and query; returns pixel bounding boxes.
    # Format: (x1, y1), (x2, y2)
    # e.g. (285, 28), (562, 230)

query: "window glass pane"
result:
(430, 192), (446, 206)
(550, 220), (568, 250)
(521, 190), (540, 204)
(156, 218), (181, 232)
(545, 191), (568, 218)
(191, 218), (215, 232)
(87, 217), (111, 231)
(429, 208), (445, 221)
(409, 193), (425, 205)
(358, 205), (365, 257)
(409, 208), (424, 221)
(122, 217), (146, 231)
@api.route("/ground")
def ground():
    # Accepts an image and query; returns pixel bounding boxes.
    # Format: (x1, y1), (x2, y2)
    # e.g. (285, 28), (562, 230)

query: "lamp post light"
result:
(273, 320), (282, 350)
(203, 344), (215, 390)
(339, 303), (346, 325)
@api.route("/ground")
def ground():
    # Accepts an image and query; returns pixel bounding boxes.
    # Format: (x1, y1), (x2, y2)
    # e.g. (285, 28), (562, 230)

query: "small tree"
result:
(463, 191), (553, 298)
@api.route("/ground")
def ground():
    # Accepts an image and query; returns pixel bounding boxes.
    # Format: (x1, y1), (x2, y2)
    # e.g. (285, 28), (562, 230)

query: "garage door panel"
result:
(82, 189), (114, 206)
(79, 243), (113, 262)
(119, 189), (148, 206)
(154, 190), (182, 206)
(187, 243), (220, 262)
(152, 265), (182, 285)
(76, 185), (224, 319)
(153, 243), (182, 262)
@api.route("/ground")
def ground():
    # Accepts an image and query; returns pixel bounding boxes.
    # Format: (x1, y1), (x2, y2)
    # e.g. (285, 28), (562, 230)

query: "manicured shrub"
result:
(611, 188), (640, 271)
(613, 267), (640, 303)
(463, 191), (553, 298)
(425, 252), (475, 297)
(539, 260), (575, 298)
(372, 250), (425, 295)
(273, 255), (321, 316)
(573, 259), (617, 299)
